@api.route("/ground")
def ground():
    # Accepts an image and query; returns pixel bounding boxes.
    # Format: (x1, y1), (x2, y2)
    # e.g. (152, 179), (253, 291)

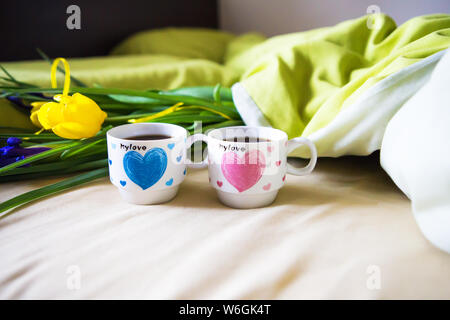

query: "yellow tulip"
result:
(35, 93), (107, 139)
(30, 58), (107, 139)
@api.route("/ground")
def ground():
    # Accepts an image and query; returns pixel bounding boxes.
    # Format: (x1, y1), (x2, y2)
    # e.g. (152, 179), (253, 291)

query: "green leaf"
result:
(0, 156), (105, 176)
(0, 141), (79, 174)
(19, 94), (51, 101)
(60, 138), (106, 160)
(0, 167), (108, 216)
(0, 127), (36, 133)
(213, 84), (222, 105)
(0, 134), (106, 174)
(0, 65), (36, 88)
(198, 120), (245, 133)
(164, 86), (233, 101)
(0, 132), (64, 139)
(0, 75), (36, 88)
(23, 140), (75, 147)
(99, 103), (168, 112)
(105, 107), (218, 123)
(153, 114), (224, 123)
(3, 87), (241, 119)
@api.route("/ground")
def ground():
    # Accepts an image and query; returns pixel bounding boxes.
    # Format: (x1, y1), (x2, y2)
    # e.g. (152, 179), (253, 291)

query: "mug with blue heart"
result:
(107, 123), (203, 204)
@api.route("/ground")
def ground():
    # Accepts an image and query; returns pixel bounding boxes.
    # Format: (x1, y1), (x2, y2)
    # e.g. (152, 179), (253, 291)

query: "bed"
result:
(1, 154), (449, 299)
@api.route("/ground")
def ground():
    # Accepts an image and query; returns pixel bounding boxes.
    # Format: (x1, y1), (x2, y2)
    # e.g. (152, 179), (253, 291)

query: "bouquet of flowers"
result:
(0, 55), (243, 217)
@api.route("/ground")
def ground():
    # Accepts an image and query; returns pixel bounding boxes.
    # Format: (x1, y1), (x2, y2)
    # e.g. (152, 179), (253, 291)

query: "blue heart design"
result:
(166, 178), (174, 186)
(183, 168), (186, 175)
(111, 143), (117, 150)
(109, 159), (112, 165)
(168, 143), (175, 150)
(176, 155), (182, 162)
(123, 148), (167, 190)
(120, 180), (126, 187)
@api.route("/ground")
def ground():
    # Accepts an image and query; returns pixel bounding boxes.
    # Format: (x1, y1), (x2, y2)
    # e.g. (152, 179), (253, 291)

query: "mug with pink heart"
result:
(195, 126), (318, 208)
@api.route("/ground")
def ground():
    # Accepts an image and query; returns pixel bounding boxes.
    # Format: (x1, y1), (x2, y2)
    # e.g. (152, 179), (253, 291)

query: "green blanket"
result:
(0, 28), (239, 130)
(228, 14), (450, 138)
(2, 14), (450, 142)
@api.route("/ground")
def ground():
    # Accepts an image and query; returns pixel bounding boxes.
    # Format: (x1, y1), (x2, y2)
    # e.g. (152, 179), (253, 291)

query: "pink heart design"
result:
(282, 175), (286, 182)
(267, 146), (273, 153)
(263, 183), (271, 191)
(217, 180), (223, 187)
(276, 160), (281, 166)
(221, 150), (265, 192)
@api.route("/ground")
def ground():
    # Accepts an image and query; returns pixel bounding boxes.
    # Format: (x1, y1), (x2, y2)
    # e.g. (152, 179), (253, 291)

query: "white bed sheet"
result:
(0, 155), (449, 299)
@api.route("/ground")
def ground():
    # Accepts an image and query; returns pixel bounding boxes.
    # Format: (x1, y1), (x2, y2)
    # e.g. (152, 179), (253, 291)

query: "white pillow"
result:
(381, 49), (450, 253)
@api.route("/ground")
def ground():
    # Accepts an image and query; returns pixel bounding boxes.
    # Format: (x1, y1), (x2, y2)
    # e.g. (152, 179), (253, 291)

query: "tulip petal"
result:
(30, 101), (47, 128)
(30, 101), (47, 110)
(37, 102), (65, 130)
(30, 111), (42, 128)
(52, 122), (101, 140)
(63, 93), (107, 125)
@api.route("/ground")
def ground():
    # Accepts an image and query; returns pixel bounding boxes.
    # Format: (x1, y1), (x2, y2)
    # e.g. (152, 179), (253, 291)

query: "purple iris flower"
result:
(6, 93), (50, 111)
(0, 137), (50, 168)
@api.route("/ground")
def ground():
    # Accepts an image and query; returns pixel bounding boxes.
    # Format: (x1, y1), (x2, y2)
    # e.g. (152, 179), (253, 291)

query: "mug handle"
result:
(185, 134), (208, 169)
(286, 137), (317, 176)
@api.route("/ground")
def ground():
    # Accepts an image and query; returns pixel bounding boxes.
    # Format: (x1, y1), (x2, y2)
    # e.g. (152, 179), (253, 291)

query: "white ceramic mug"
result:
(193, 126), (318, 208)
(107, 123), (201, 204)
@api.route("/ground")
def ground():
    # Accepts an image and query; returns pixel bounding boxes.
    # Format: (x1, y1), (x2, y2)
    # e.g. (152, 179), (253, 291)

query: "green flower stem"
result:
(0, 135), (104, 174)
(65, 147), (106, 159)
(0, 65), (36, 88)
(15, 141), (39, 147)
(0, 167), (109, 216)
(145, 114), (225, 125)
(5, 87), (241, 119)
(99, 104), (168, 111)
(60, 138), (106, 160)
(0, 127), (36, 133)
(22, 140), (76, 148)
(105, 113), (159, 122)
(19, 94), (51, 101)
(0, 132), (62, 137)
(0, 156), (104, 176)
(164, 86), (233, 101)
(36, 48), (87, 88)
(213, 84), (222, 105)
(0, 133), (67, 141)
(105, 108), (224, 123)
(0, 159), (107, 183)
(221, 101), (236, 108)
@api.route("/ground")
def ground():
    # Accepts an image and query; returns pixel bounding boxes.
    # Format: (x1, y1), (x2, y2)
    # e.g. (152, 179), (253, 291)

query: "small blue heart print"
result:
(123, 148), (167, 190)
(183, 168), (186, 175)
(111, 143), (117, 150)
(109, 159), (112, 165)
(166, 178), (174, 186)
(176, 155), (182, 162)
(167, 143), (175, 150)
(120, 180), (126, 187)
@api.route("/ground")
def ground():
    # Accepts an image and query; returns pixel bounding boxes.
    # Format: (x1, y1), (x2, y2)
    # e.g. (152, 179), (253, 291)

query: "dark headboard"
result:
(0, 0), (218, 61)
